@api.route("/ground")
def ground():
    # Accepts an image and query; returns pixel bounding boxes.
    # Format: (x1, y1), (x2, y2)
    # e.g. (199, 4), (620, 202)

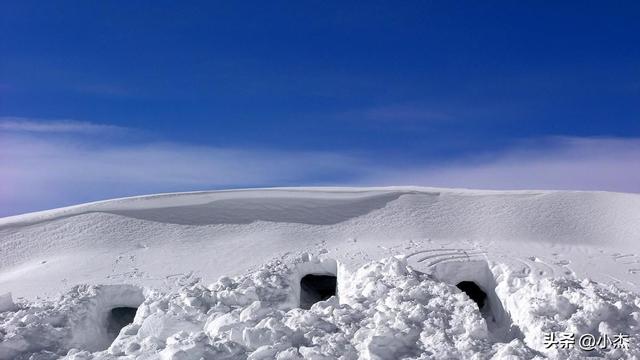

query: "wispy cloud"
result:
(0, 117), (125, 134)
(365, 137), (640, 193)
(1, 118), (639, 217)
(0, 127), (366, 216)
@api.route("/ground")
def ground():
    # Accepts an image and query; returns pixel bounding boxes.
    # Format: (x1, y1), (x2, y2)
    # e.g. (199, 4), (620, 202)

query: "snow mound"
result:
(2, 256), (639, 359)
(494, 264), (640, 359)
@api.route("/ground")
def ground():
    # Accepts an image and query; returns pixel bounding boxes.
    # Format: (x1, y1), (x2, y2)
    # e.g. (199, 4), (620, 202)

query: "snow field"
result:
(2, 188), (640, 300)
(1, 254), (639, 360)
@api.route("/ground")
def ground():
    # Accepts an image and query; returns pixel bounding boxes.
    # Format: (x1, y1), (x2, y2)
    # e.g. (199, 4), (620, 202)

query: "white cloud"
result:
(0, 133), (366, 216)
(1, 119), (639, 217)
(0, 117), (124, 133)
(365, 137), (640, 193)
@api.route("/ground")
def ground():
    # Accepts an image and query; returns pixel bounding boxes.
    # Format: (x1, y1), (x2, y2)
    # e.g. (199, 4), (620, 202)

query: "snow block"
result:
(0, 292), (15, 312)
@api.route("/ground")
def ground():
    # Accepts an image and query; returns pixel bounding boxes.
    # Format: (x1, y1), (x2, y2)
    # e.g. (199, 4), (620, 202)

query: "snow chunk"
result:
(494, 263), (640, 358)
(0, 293), (14, 313)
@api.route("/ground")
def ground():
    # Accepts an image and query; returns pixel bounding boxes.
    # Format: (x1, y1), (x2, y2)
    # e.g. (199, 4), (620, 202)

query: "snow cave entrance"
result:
(69, 285), (145, 352)
(456, 281), (487, 311)
(300, 274), (337, 309)
(430, 259), (517, 340)
(294, 257), (340, 310)
(106, 307), (138, 340)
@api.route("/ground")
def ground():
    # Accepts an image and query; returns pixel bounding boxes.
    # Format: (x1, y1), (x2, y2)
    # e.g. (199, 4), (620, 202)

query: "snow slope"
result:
(1, 187), (640, 359)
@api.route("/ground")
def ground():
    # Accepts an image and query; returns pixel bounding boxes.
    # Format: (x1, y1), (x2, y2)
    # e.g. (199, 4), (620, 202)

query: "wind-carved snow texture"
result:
(103, 193), (404, 226)
(1, 255), (639, 360)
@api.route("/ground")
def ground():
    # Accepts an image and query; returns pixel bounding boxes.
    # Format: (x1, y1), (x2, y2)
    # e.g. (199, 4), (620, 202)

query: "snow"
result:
(1, 187), (640, 359)
(0, 294), (14, 313)
(2, 256), (639, 359)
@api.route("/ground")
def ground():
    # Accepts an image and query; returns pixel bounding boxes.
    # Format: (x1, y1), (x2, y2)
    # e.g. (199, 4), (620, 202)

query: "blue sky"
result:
(1, 1), (639, 216)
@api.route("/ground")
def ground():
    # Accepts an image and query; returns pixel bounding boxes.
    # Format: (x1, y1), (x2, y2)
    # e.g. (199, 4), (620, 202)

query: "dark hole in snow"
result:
(300, 274), (337, 309)
(106, 307), (137, 340)
(456, 281), (487, 310)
